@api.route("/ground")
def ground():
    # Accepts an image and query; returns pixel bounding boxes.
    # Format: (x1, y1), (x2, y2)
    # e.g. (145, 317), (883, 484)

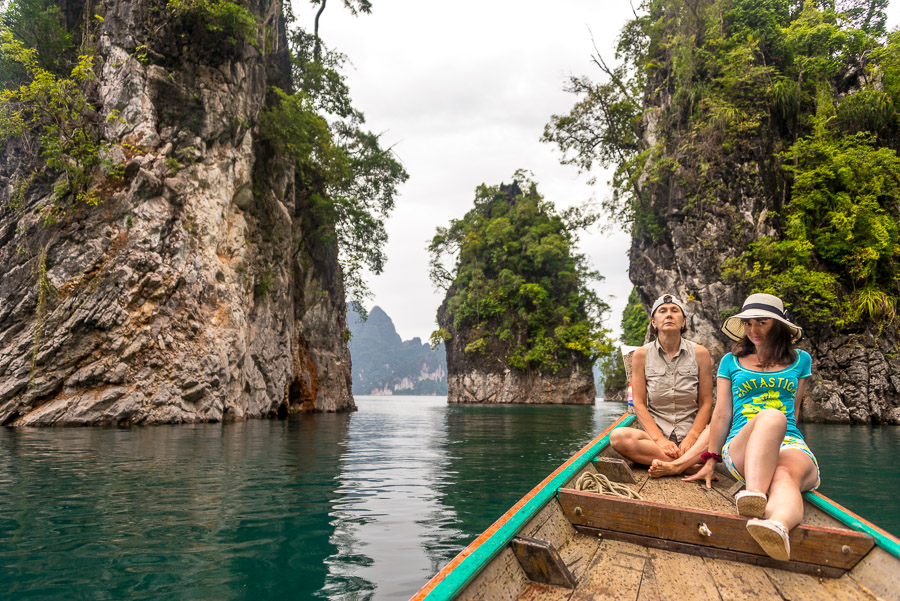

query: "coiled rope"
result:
(574, 472), (642, 500)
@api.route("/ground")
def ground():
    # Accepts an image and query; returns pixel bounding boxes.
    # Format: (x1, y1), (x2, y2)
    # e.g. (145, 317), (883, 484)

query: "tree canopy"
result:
(545, 0), (900, 329)
(261, 6), (407, 310)
(429, 175), (613, 373)
(0, 0), (405, 309)
(600, 286), (649, 394)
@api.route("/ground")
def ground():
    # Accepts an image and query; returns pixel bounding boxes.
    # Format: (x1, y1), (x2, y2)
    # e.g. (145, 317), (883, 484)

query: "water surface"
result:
(0, 397), (895, 600)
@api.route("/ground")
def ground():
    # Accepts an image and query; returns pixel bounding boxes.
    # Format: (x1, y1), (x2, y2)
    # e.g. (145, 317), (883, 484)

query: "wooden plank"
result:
(651, 473), (733, 514)
(726, 480), (744, 499)
(518, 583), (573, 601)
(521, 499), (563, 538)
(632, 474), (668, 505)
(573, 526), (846, 579)
(703, 556), (784, 601)
(804, 503), (855, 530)
(646, 547), (722, 601)
(635, 546), (662, 601)
(593, 457), (638, 484)
(766, 568), (876, 601)
(558, 489), (874, 571)
(457, 547), (530, 601)
(570, 539), (648, 601)
(510, 536), (577, 589)
(558, 532), (601, 582)
(528, 499), (578, 550)
(819, 574), (886, 601)
(847, 547), (900, 601)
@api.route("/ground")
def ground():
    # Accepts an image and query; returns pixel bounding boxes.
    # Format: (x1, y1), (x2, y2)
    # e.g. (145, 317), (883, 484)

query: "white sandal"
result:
(735, 490), (767, 518)
(746, 518), (790, 561)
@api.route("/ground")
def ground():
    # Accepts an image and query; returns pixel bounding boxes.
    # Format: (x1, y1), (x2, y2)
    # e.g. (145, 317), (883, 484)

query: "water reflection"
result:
(437, 401), (627, 546)
(0, 414), (353, 600)
(5, 397), (891, 601)
(802, 422), (900, 535)
(320, 397), (459, 601)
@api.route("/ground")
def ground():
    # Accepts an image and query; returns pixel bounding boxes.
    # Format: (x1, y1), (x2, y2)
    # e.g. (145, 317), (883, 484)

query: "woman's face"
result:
(652, 303), (685, 333)
(742, 318), (774, 347)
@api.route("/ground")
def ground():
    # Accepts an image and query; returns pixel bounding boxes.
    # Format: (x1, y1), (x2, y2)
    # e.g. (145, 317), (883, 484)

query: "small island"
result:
(428, 177), (612, 404)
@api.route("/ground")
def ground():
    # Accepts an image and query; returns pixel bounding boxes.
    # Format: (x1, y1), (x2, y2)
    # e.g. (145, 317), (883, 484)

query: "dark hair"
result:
(732, 320), (796, 367)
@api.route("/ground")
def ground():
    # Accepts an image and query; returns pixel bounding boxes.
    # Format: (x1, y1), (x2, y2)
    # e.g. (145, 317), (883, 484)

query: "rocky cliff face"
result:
(629, 118), (900, 425)
(347, 306), (448, 396)
(438, 302), (594, 405)
(0, 0), (354, 425)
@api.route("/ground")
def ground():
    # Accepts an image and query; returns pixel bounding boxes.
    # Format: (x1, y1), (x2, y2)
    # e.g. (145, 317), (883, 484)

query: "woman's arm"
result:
(684, 376), (734, 487)
(631, 348), (679, 457)
(680, 345), (714, 454)
(795, 377), (809, 422)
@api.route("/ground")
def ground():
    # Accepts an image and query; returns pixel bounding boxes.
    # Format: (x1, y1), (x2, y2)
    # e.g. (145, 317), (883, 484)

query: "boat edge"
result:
(409, 412), (636, 601)
(804, 490), (900, 559)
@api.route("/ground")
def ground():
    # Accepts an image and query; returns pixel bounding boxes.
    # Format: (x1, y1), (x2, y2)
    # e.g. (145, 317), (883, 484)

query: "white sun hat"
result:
(721, 293), (803, 342)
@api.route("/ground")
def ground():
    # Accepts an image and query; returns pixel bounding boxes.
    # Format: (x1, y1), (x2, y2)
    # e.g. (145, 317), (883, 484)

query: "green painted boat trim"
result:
(804, 490), (900, 560)
(420, 414), (635, 601)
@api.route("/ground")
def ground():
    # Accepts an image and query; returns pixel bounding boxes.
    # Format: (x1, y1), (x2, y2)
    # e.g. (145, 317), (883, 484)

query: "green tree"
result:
(621, 287), (649, 346)
(0, 26), (100, 221)
(429, 174), (613, 373)
(601, 286), (648, 394)
(260, 14), (407, 309)
(545, 0), (900, 329)
(0, 0), (74, 88)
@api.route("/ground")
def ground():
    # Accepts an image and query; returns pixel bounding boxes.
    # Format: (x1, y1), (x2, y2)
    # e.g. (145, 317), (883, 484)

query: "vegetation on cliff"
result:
(0, 0), (100, 223)
(544, 0), (900, 331)
(600, 287), (650, 394)
(260, 23), (407, 307)
(0, 0), (404, 309)
(428, 175), (613, 374)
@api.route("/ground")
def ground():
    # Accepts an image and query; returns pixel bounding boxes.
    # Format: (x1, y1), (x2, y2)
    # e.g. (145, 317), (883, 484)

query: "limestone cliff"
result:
(347, 305), (448, 396)
(621, 7), (900, 425)
(439, 298), (594, 405)
(431, 180), (597, 406)
(0, 0), (354, 425)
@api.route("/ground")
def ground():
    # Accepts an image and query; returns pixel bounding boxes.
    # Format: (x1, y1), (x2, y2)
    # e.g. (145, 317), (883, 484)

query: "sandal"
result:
(735, 490), (767, 518)
(746, 518), (790, 561)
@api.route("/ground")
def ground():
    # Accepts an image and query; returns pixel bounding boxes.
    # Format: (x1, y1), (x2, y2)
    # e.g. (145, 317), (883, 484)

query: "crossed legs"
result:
(609, 427), (675, 465)
(648, 428), (709, 477)
(723, 408), (818, 529)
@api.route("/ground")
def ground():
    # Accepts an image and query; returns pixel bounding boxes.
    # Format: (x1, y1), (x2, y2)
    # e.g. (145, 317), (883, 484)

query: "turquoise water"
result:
(0, 397), (896, 600)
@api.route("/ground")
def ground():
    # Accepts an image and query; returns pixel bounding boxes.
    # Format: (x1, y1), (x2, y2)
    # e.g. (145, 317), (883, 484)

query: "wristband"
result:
(700, 452), (722, 463)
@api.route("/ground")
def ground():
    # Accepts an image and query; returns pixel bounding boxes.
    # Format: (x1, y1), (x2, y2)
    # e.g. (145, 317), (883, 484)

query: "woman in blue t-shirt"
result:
(685, 293), (820, 562)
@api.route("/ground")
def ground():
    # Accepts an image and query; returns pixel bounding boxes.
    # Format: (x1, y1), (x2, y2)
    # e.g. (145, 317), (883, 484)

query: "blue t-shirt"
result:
(717, 350), (812, 444)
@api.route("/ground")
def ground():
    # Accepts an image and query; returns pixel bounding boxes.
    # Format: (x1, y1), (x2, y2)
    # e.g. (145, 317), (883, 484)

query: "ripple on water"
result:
(1, 398), (893, 601)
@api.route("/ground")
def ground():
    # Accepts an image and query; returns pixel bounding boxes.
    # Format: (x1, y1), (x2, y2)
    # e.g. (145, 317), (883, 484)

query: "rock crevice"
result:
(0, 1), (353, 425)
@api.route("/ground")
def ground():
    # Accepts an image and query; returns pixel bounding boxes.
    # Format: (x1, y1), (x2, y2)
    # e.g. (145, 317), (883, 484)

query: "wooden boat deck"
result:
(458, 459), (897, 601)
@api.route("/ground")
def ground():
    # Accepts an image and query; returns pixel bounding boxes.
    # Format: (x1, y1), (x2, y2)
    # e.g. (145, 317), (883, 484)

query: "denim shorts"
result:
(722, 434), (820, 490)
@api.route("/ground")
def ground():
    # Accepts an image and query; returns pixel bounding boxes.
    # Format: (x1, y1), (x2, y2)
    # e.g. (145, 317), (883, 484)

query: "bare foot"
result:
(649, 459), (682, 478)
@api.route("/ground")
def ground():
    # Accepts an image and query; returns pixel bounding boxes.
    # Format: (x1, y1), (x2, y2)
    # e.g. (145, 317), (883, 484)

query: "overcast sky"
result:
(289, 1), (900, 343)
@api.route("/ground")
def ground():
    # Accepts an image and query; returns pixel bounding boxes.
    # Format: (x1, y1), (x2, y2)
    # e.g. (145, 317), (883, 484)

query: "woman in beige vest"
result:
(609, 294), (714, 465)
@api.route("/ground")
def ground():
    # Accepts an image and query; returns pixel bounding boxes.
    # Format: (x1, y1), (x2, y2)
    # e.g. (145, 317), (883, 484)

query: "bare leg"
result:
(724, 408), (787, 495)
(609, 428), (671, 465)
(765, 450), (818, 530)
(650, 428), (710, 477)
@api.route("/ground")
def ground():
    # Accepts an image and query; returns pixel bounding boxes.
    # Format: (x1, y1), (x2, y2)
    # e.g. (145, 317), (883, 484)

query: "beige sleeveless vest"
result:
(643, 338), (700, 442)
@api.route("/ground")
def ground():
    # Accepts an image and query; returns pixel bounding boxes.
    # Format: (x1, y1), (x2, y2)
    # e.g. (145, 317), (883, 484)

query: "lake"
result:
(0, 396), (896, 600)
